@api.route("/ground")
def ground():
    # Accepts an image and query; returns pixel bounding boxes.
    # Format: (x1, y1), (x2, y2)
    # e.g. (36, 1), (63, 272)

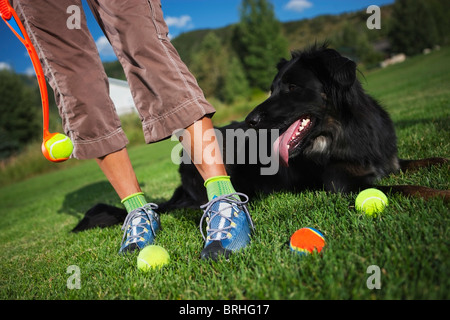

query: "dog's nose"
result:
(245, 112), (262, 128)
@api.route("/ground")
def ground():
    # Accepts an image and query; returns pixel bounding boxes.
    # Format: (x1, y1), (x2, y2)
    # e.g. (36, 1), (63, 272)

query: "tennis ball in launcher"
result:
(290, 227), (325, 255)
(355, 188), (388, 216)
(137, 245), (170, 271)
(42, 133), (73, 162)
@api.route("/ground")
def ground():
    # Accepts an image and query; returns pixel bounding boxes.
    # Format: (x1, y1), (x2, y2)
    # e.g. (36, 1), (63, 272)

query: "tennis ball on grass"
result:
(290, 227), (325, 256)
(355, 188), (388, 217)
(43, 133), (73, 161)
(137, 245), (170, 271)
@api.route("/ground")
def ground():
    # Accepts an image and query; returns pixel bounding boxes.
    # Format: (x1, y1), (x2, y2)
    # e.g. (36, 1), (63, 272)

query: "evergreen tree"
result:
(0, 70), (41, 158)
(426, 0), (450, 46)
(190, 32), (225, 99)
(191, 32), (250, 103)
(332, 22), (383, 67)
(388, 0), (439, 56)
(219, 55), (250, 104)
(235, 0), (289, 91)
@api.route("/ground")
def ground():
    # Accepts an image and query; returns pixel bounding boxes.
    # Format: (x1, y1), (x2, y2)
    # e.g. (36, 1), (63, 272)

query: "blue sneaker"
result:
(119, 203), (160, 254)
(199, 193), (254, 260)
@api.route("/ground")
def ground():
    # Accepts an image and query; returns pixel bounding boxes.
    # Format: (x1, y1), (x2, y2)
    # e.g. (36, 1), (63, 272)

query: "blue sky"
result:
(0, 0), (394, 74)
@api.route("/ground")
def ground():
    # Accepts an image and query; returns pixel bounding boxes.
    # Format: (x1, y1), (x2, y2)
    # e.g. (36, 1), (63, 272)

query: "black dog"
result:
(159, 44), (448, 210)
(73, 45), (448, 231)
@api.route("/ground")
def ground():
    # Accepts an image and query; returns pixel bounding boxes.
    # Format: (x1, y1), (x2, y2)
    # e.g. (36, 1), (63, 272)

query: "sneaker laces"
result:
(120, 203), (159, 247)
(199, 193), (254, 241)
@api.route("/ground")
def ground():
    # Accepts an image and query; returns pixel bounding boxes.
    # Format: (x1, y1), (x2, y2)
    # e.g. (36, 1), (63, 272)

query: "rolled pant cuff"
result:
(142, 95), (216, 144)
(72, 127), (129, 160)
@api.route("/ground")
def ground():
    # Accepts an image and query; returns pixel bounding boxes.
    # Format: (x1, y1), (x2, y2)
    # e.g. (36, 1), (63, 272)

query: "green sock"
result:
(121, 192), (147, 213)
(204, 176), (239, 201)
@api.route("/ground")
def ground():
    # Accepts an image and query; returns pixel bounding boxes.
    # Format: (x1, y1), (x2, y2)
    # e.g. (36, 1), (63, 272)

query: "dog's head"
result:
(245, 44), (357, 167)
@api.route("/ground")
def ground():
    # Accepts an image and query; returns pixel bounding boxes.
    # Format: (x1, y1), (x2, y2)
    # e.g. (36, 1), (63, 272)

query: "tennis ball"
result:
(355, 188), (388, 217)
(43, 133), (73, 161)
(290, 227), (325, 256)
(137, 245), (170, 271)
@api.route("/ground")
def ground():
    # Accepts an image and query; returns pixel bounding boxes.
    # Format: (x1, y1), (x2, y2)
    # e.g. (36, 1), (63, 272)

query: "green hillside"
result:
(172, 5), (393, 64)
(103, 5), (395, 81)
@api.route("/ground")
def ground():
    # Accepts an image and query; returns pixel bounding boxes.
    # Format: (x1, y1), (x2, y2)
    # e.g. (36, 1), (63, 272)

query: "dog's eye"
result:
(288, 84), (297, 92)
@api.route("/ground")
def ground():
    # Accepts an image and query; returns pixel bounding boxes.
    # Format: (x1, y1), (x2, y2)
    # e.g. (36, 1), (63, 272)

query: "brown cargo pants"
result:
(11, 0), (215, 159)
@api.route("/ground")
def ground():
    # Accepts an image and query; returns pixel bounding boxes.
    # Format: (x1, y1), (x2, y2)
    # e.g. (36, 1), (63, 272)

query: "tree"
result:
(426, 0), (450, 46)
(190, 32), (225, 99)
(234, 0), (289, 91)
(191, 32), (250, 103)
(0, 70), (41, 159)
(219, 55), (250, 104)
(388, 0), (439, 56)
(332, 22), (383, 67)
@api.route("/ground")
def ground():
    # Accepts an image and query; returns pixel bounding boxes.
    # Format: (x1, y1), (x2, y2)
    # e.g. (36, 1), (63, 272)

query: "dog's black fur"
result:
(73, 45), (448, 232)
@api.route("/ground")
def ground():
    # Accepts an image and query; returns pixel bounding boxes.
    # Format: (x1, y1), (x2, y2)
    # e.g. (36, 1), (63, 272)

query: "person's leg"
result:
(13, 0), (158, 253)
(14, 0), (138, 200)
(182, 116), (227, 179)
(88, 0), (254, 259)
(95, 147), (155, 217)
(94, 145), (161, 255)
(85, 0), (216, 145)
(181, 116), (238, 198)
(95, 148), (141, 200)
(12, 0), (129, 160)
(85, 0), (225, 195)
(181, 116), (254, 260)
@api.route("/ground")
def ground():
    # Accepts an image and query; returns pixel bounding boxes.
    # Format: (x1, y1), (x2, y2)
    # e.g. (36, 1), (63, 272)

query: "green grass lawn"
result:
(0, 47), (449, 300)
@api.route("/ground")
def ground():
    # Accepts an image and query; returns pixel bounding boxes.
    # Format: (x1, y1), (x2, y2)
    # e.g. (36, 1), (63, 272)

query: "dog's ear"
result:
(323, 49), (356, 89)
(329, 56), (357, 88)
(276, 58), (289, 71)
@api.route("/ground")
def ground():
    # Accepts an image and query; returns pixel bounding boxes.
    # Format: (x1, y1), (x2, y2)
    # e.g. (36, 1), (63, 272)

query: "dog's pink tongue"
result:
(273, 120), (301, 167)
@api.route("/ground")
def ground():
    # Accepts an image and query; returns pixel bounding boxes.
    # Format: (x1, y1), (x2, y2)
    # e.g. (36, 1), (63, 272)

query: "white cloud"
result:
(285, 0), (313, 13)
(24, 67), (35, 76)
(95, 36), (115, 58)
(165, 15), (193, 29)
(0, 62), (12, 71)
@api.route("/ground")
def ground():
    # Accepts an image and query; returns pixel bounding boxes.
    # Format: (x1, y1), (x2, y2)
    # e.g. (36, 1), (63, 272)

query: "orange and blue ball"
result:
(290, 227), (325, 255)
